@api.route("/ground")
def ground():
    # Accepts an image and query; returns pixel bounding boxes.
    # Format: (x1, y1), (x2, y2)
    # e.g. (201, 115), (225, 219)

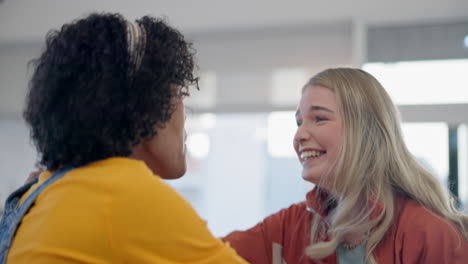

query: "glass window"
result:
(459, 124), (468, 211)
(401, 123), (449, 185)
(363, 59), (468, 105)
(267, 111), (296, 158)
(168, 113), (308, 236)
(168, 113), (270, 236)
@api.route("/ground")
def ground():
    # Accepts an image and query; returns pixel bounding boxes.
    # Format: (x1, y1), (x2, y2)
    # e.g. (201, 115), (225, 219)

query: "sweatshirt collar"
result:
(305, 186), (384, 220)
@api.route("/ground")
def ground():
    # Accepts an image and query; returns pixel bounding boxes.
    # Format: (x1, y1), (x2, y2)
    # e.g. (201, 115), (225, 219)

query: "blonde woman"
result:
(224, 68), (468, 263)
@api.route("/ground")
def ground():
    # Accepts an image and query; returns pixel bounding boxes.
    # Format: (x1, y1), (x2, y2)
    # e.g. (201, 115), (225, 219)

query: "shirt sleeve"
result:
(109, 174), (249, 264)
(223, 204), (303, 264)
(399, 206), (468, 264)
(223, 222), (274, 264)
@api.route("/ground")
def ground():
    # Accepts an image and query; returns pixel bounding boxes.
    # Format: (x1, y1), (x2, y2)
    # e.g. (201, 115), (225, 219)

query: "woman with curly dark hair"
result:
(0, 13), (247, 264)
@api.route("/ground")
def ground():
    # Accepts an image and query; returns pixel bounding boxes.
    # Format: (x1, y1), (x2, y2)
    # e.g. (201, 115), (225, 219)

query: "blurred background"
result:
(0, 0), (467, 237)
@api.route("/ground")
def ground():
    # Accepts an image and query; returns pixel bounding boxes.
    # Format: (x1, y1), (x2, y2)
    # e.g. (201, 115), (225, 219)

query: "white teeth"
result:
(300, 150), (324, 160)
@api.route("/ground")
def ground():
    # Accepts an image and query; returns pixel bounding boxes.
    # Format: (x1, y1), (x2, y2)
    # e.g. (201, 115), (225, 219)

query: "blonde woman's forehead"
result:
(299, 85), (338, 110)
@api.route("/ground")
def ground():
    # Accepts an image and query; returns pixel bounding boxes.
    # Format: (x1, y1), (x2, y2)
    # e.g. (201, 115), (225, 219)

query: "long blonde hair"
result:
(303, 68), (468, 263)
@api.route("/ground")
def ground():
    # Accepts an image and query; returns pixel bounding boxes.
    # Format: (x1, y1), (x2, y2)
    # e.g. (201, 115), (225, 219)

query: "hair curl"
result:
(24, 13), (198, 170)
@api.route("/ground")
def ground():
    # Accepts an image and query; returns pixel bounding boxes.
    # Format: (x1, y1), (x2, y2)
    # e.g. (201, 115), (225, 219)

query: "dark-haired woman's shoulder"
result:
(393, 196), (468, 263)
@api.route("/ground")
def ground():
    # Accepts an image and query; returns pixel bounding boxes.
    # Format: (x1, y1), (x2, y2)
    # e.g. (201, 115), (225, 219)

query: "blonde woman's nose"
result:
(294, 126), (310, 143)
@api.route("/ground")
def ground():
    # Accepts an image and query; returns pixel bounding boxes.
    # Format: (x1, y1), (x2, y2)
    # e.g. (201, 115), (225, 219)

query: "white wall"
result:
(0, 119), (37, 203)
(0, 44), (41, 201)
(191, 23), (353, 71)
(1, 0), (467, 42)
(0, 43), (41, 117)
(0, 22), (355, 115)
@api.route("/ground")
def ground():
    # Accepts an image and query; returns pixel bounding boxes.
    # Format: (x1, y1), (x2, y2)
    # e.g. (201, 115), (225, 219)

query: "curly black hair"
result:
(24, 13), (198, 170)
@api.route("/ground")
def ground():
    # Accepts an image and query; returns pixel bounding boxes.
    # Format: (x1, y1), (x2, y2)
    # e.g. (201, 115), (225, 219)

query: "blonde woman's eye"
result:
(315, 116), (328, 122)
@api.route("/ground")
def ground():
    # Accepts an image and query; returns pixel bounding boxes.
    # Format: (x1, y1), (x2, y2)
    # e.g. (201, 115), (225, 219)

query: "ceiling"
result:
(0, 0), (467, 42)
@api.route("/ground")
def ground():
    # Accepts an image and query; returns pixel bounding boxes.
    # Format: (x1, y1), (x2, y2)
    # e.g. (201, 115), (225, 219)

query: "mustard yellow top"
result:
(8, 157), (247, 264)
